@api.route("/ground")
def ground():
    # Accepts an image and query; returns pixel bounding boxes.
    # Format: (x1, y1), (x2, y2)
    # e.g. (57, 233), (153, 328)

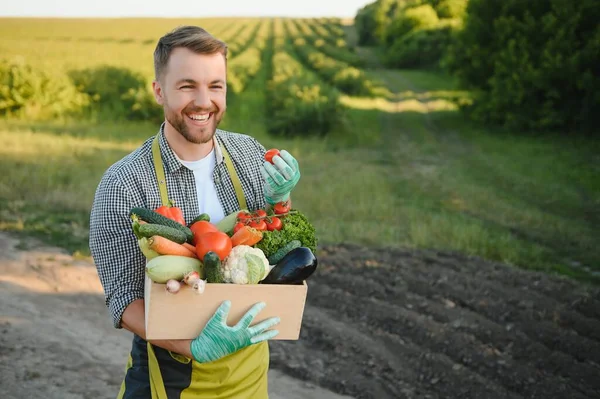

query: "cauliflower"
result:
(222, 245), (271, 284)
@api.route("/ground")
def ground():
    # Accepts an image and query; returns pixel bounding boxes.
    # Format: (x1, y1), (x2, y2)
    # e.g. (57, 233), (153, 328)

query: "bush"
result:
(266, 50), (342, 136)
(384, 4), (440, 46)
(0, 58), (88, 119)
(435, 0), (468, 19)
(69, 65), (162, 122)
(385, 23), (456, 68)
(446, 0), (600, 133)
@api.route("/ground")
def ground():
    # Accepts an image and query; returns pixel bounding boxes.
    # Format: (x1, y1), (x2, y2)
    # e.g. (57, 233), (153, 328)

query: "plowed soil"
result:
(270, 243), (600, 399)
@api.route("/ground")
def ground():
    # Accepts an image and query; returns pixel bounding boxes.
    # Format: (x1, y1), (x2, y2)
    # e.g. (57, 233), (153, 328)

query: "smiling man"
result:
(89, 26), (301, 398)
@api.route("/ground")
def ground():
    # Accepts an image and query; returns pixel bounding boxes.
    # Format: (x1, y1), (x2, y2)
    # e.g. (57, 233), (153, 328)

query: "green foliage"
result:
(385, 20), (457, 68)
(446, 0), (600, 133)
(435, 0), (468, 19)
(0, 58), (88, 119)
(356, 0), (466, 68)
(68, 65), (162, 123)
(266, 47), (343, 137)
(384, 4), (440, 46)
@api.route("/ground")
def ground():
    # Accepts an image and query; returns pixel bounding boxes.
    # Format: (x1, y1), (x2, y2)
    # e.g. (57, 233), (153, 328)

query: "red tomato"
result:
(233, 222), (245, 234)
(248, 219), (267, 231)
(255, 209), (267, 218)
(190, 221), (219, 246)
(196, 231), (232, 261)
(237, 211), (252, 224)
(273, 201), (291, 215)
(265, 216), (282, 231)
(265, 149), (280, 164)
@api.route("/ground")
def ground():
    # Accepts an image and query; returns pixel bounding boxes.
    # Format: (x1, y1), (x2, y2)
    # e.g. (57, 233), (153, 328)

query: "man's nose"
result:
(194, 86), (212, 109)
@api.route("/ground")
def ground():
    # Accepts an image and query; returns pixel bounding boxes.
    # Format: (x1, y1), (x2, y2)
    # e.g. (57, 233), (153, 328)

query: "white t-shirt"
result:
(178, 148), (226, 224)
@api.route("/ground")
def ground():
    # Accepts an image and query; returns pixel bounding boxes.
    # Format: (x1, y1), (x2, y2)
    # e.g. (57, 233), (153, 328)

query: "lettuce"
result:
(254, 210), (317, 259)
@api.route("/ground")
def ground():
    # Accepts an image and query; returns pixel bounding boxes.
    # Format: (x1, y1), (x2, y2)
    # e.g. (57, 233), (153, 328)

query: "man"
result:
(89, 25), (301, 398)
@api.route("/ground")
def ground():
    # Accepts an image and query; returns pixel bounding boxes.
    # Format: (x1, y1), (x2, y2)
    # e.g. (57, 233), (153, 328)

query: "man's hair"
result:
(153, 25), (228, 80)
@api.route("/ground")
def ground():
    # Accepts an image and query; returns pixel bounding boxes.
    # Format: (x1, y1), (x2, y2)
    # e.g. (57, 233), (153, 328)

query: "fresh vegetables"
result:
(222, 245), (271, 284)
(137, 237), (160, 259)
(273, 201), (291, 215)
(215, 209), (248, 234)
(138, 223), (187, 244)
(130, 208), (194, 243)
(231, 225), (263, 247)
(204, 251), (224, 283)
(189, 220), (219, 246)
(264, 148), (280, 164)
(254, 209), (317, 259)
(267, 240), (301, 265)
(148, 235), (197, 258)
(155, 200), (185, 225)
(261, 247), (317, 285)
(195, 231), (232, 261)
(145, 255), (203, 284)
(189, 213), (211, 225)
(131, 196), (318, 290)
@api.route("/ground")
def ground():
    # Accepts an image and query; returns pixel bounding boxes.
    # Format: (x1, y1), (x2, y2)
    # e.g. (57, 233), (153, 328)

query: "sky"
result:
(0, 0), (372, 18)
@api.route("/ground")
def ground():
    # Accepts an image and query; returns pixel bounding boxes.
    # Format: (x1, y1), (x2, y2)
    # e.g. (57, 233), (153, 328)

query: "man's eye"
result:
(211, 85), (223, 89)
(180, 85), (193, 89)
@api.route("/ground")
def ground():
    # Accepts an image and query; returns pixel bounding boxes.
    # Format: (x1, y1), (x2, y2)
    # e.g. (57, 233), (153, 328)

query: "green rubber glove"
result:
(260, 150), (301, 206)
(190, 300), (280, 363)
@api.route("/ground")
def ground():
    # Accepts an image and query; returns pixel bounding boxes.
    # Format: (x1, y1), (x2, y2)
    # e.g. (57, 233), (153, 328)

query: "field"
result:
(0, 16), (599, 399)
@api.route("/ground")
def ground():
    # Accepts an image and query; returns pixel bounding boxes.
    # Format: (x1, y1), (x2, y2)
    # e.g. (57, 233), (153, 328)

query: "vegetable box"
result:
(144, 274), (308, 340)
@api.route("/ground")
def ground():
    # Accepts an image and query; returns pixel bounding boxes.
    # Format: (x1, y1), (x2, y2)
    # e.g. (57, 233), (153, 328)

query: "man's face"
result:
(153, 48), (227, 144)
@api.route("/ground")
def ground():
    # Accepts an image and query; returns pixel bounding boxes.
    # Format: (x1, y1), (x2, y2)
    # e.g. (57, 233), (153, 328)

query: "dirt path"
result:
(0, 232), (352, 399)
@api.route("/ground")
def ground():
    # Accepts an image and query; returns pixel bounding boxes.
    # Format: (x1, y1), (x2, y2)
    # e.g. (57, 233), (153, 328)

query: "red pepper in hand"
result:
(155, 200), (185, 225)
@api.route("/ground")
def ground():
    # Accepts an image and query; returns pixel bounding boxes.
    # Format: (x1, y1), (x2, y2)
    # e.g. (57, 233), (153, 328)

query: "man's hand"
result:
(190, 301), (280, 363)
(260, 150), (300, 206)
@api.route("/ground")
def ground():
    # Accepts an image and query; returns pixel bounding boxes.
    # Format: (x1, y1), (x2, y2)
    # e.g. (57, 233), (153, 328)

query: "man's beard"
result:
(164, 101), (223, 144)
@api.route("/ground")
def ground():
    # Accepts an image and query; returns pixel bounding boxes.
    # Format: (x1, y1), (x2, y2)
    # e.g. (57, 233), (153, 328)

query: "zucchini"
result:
(146, 255), (203, 283)
(267, 240), (302, 265)
(189, 213), (211, 226)
(138, 223), (187, 244)
(130, 207), (193, 243)
(204, 251), (224, 283)
(216, 209), (248, 234)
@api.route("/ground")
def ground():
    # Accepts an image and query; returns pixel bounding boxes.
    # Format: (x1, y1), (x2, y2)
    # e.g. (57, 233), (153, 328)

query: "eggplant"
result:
(261, 247), (317, 284)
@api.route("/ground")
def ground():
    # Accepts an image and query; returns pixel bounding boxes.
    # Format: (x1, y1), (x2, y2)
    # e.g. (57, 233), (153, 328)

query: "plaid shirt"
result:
(89, 124), (267, 328)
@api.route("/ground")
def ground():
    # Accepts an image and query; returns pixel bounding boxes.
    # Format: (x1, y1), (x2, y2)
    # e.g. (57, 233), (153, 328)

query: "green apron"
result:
(117, 134), (269, 399)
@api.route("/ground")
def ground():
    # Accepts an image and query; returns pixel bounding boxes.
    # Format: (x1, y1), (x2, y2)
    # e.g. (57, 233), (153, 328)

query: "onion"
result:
(183, 271), (200, 286)
(193, 279), (206, 294)
(166, 279), (181, 294)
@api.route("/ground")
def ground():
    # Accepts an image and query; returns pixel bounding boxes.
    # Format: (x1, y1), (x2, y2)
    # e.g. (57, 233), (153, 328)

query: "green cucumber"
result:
(204, 251), (224, 283)
(130, 207), (193, 243)
(189, 213), (211, 226)
(267, 240), (302, 265)
(138, 223), (187, 244)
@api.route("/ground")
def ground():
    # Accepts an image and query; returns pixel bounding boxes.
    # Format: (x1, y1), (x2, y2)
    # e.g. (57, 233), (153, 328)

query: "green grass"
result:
(0, 18), (598, 284)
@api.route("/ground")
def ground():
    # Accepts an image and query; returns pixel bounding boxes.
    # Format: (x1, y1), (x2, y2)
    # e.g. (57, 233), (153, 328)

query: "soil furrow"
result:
(308, 281), (589, 399)
(315, 271), (600, 394)
(270, 306), (441, 399)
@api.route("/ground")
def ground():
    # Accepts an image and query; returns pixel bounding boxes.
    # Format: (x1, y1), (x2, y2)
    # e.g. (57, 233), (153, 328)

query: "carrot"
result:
(182, 242), (197, 254)
(148, 235), (197, 258)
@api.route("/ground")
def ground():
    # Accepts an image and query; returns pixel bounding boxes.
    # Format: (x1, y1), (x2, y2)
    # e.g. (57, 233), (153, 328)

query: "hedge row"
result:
(286, 21), (377, 96)
(0, 59), (162, 122)
(265, 29), (342, 136)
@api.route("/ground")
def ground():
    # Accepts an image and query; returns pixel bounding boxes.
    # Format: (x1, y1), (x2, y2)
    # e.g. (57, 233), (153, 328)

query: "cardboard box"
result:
(144, 274), (308, 340)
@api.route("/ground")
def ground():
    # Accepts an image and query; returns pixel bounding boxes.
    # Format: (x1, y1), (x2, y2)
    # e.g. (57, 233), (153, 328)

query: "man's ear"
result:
(152, 80), (164, 105)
